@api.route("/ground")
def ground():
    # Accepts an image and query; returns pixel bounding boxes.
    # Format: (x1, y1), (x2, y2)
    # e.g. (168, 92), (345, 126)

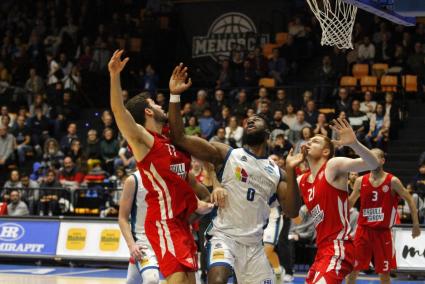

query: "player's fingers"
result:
(288, 148), (294, 157)
(123, 57), (130, 65)
(337, 118), (347, 129)
(341, 118), (351, 128)
(187, 78), (192, 87)
(210, 192), (217, 204)
(331, 119), (342, 130)
(171, 65), (178, 77)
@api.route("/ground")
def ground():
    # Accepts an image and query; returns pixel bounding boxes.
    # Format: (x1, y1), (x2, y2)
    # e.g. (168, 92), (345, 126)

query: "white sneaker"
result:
(283, 274), (294, 283)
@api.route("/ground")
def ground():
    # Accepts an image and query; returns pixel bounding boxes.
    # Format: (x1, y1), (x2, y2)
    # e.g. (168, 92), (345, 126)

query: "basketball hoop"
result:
(306, 0), (357, 49)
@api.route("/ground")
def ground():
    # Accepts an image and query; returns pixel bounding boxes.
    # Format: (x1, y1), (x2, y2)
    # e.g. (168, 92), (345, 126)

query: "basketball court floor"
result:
(0, 264), (423, 284)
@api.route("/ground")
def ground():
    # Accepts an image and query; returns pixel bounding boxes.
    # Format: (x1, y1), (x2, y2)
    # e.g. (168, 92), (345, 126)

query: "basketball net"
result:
(306, 0), (357, 49)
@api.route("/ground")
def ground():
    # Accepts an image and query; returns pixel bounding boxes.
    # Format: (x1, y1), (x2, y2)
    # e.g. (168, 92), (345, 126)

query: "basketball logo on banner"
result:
(192, 12), (269, 62)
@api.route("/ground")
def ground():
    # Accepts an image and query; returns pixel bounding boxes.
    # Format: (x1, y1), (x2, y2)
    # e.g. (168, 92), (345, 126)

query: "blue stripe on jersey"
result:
(217, 147), (233, 182)
(243, 148), (268, 159)
(273, 215), (281, 244)
(130, 174), (138, 241)
(268, 193), (277, 205)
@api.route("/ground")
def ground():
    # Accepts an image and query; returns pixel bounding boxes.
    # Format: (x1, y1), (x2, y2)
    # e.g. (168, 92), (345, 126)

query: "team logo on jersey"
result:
(241, 156), (248, 162)
(311, 204), (324, 227)
(382, 185), (389, 193)
(214, 243), (223, 249)
(363, 207), (384, 222)
(262, 279), (273, 284)
(264, 165), (274, 175)
(235, 166), (248, 182)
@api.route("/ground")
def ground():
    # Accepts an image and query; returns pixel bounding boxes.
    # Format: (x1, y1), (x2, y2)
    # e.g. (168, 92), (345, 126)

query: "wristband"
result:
(170, 94), (181, 103)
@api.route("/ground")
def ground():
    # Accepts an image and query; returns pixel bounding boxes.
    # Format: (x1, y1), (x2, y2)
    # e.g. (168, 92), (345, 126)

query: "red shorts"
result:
(145, 217), (198, 278)
(306, 240), (354, 284)
(354, 226), (396, 273)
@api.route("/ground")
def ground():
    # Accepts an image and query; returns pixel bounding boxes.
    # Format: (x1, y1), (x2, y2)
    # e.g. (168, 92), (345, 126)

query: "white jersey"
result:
(130, 171), (149, 245)
(210, 148), (281, 245)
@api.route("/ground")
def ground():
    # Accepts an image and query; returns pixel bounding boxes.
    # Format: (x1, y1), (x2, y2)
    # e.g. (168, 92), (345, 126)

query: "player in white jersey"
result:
(118, 171), (160, 284)
(167, 63), (303, 284)
(263, 206), (284, 278)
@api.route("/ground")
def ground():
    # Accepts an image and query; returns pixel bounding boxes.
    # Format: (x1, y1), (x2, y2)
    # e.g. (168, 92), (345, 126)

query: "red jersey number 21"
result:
(308, 187), (315, 202)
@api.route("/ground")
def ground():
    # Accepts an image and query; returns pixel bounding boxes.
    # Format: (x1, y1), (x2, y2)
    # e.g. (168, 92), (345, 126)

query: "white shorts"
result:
(263, 213), (283, 246)
(207, 232), (275, 284)
(126, 241), (160, 284)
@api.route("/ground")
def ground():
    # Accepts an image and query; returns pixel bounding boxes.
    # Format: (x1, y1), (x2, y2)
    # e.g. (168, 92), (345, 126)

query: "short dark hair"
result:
(125, 92), (151, 126)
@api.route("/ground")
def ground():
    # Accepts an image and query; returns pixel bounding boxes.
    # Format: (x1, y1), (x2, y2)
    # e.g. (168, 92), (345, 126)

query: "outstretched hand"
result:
(108, 50), (129, 76)
(286, 146), (308, 169)
(169, 63), (192, 95)
(330, 118), (357, 147)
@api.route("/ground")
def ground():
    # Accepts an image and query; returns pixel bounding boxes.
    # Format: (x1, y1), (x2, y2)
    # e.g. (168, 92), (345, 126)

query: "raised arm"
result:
(327, 118), (379, 178)
(278, 148), (305, 218)
(109, 50), (153, 159)
(168, 63), (228, 166)
(118, 175), (143, 261)
(391, 177), (421, 238)
(348, 177), (362, 208)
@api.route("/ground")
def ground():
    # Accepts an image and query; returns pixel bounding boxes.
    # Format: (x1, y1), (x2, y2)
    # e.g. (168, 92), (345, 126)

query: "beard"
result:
(244, 129), (268, 146)
(152, 108), (168, 124)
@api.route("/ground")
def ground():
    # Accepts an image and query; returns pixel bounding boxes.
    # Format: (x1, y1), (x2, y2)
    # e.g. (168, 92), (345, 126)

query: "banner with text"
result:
(56, 221), (129, 260)
(393, 226), (425, 271)
(0, 220), (59, 256)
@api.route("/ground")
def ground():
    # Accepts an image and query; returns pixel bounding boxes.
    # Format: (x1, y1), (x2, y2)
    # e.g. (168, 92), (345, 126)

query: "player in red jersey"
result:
(286, 118), (380, 284)
(346, 148), (420, 284)
(109, 50), (213, 284)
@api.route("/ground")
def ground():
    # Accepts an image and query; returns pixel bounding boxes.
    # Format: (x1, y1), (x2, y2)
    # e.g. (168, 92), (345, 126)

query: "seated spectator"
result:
(313, 113), (330, 137)
(28, 106), (50, 155)
(358, 36), (375, 63)
(0, 106), (14, 128)
(304, 100), (319, 126)
(98, 110), (118, 136)
(257, 101), (273, 122)
(268, 48), (287, 84)
(216, 59), (234, 90)
(29, 94), (50, 118)
(20, 172), (39, 214)
(25, 68), (45, 105)
(7, 190), (29, 216)
(216, 105), (231, 129)
(209, 127), (228, 144)
(283, 103), (297, 128)
(247, 47), (268, 78)
(0, 125), (16, 178)
(236, 59), (257, 87)
(335, 88), (352, 114)
(210, 89), (227, 120)
(360, 91), (377, 119)
(315, 55), (337, 106)
(4, 170), (22, 190)
(60, 122), (79, 154)
(294, 127), (314, 154)
(181, 102), (193, 127)
(85, 160), (109, 183)
(348, 100), (369, 142)
(302, 91), (313, 109)
(412, 162), (425, 199)
(142, 64), (159, 94)
(51, 90), (79, 138)
(407, 42), (425, 76)
(332, 111), (349, 156)
(384, 92), (401, 139)
(270, 110), (289, 132)
(43, 138), (65, 169)
(192, 89), (210, 118)
(242, 108), (256, 128)
(199, 108), (217, 140)
(232, 89), (249, 120)
(114, 141), (136, 171)
(59, 156), (85, 190)
(272, 89), (288, 114)
(252, 87), (271, 111)
(225, 116), (243, 147)
(185, 116), (201, 136)
(271, 134), (292, 157)
(12, 115), (32, 165)
(365, 103), (389, 149)
(39, 170), (62, 216)
(85, 129), (102, 170)
(281, 205), (315, 282)
(67, 138), (84, 167)
(100, 128), (120, 174)
(288, 110), (311, 145)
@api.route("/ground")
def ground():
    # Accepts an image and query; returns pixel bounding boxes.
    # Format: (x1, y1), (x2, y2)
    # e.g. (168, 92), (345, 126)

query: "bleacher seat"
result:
(372, 63), (389, 77)
(258, 77), (276, 88)
(380, 75), (398, 92)
(360, 76), (377, 92)
(352, 64), (369, 79)
(340, 76), (357, 88)
(262, 43), (280, 58)
(402, 75), (418, 92)
(275, 32), (288, 46)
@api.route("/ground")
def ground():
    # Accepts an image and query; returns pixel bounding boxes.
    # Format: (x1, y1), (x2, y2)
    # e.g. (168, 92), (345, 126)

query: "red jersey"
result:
(358, 173), (399, 229)
(135, 132), (198, 221)
(299, 163), (351, 247)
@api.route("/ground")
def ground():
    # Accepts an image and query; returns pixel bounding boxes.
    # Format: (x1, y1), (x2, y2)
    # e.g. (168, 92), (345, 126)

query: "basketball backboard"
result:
(341, 0), (425, 26)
